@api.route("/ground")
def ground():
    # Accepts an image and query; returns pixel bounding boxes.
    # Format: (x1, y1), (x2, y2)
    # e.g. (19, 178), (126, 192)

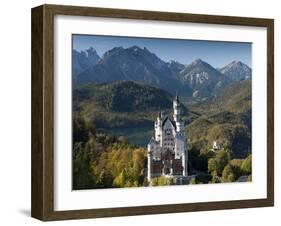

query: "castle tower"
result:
(147, 142), (153, 181)
(182, 146), (188, 176)
(173, 95), (180, 123)
(155, 111), (163, 143)
(173, 95), (184, 132)
(173, 95), (188, 176)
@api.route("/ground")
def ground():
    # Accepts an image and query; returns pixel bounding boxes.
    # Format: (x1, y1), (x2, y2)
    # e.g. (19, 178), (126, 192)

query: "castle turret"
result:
(147, 139), (154, 181)
(173, 95), (184, 132)
(182, 145), (188, 176)
(155, 111), (163, 142)
(173, 95), (180, 122)
(147, 150), (152, 181)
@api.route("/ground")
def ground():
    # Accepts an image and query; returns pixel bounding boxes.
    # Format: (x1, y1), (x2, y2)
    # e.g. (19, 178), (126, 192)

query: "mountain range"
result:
(72, 46), (251, 99)
(72, 47), (100, 83)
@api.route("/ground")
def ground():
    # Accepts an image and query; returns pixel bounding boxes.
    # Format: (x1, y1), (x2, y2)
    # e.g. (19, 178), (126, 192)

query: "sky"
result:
(72, 34), (252, 68)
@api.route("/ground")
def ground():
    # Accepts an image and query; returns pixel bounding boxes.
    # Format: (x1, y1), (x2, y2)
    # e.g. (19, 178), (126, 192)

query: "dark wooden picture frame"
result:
(31, 4), (274, 221)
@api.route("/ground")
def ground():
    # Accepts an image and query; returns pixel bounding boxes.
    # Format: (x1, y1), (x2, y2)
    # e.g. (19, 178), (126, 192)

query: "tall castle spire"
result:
(173, 94), (180, 123)
(173, 95), (184, 132)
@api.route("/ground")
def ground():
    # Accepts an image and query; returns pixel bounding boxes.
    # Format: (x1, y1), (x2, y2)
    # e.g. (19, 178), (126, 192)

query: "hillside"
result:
(74, 80), (173, 112)
(187, 80), (252, 158)
(190, 80), (251, 114)
(73, 79), (251, 157)
(73, 81), (196, 129)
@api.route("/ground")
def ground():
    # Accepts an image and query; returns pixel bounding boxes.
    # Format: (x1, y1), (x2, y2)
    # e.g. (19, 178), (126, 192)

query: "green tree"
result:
(247, 175), (252, 182)
(91, 146), (147, 188)
(208, 150), (231, 176)
(215, 150), (231, 174)
(72, 142), (94, 189)
(113, 170), (126, 187)
(208, 158), (217, 173)
(157, 176), (166, 186)
(189, 177), (197, 184)
(210, 171), (221, 183)
(241, 154), (252, 175)
(98, 168), (113, 188)
(152, 176), (173, 186)
(143, 178), (149, 186)
(73, 114), (94, 145)
(222, 164), (235, 182)
(229, 159), (243, 180)
(151, 177), (159, 186)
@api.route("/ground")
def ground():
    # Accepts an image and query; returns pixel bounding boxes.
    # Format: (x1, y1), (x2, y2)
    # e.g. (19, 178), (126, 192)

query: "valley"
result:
(73, 79), (251, 159)
(72, 44), (252, 189)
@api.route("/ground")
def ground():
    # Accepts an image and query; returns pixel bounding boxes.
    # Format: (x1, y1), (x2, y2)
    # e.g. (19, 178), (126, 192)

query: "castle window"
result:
(165, 129), (171, 135)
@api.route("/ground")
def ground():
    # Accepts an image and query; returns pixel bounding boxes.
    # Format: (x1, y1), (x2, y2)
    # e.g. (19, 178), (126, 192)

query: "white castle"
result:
(147, 95), (188, 182)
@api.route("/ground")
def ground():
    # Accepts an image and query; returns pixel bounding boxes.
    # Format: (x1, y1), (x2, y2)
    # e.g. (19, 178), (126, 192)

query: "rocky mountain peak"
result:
(219, 61), (251, 81)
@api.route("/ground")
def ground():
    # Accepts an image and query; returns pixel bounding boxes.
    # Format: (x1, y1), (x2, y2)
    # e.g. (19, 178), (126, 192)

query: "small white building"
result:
(212, 140), (221, 151)
(147, 95), (188, 182)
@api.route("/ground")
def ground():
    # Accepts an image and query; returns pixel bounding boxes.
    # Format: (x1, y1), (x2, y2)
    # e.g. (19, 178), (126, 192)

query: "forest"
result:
(73, 113), (252, 190)
(73, 115), (148, 189)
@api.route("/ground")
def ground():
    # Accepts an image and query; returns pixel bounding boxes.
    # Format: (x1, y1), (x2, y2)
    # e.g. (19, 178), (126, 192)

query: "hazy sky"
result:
(73, 34), (252, 68)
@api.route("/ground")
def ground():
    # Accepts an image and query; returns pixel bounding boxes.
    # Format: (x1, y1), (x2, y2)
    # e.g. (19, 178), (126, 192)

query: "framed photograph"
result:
(31, 4), (274, 221)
